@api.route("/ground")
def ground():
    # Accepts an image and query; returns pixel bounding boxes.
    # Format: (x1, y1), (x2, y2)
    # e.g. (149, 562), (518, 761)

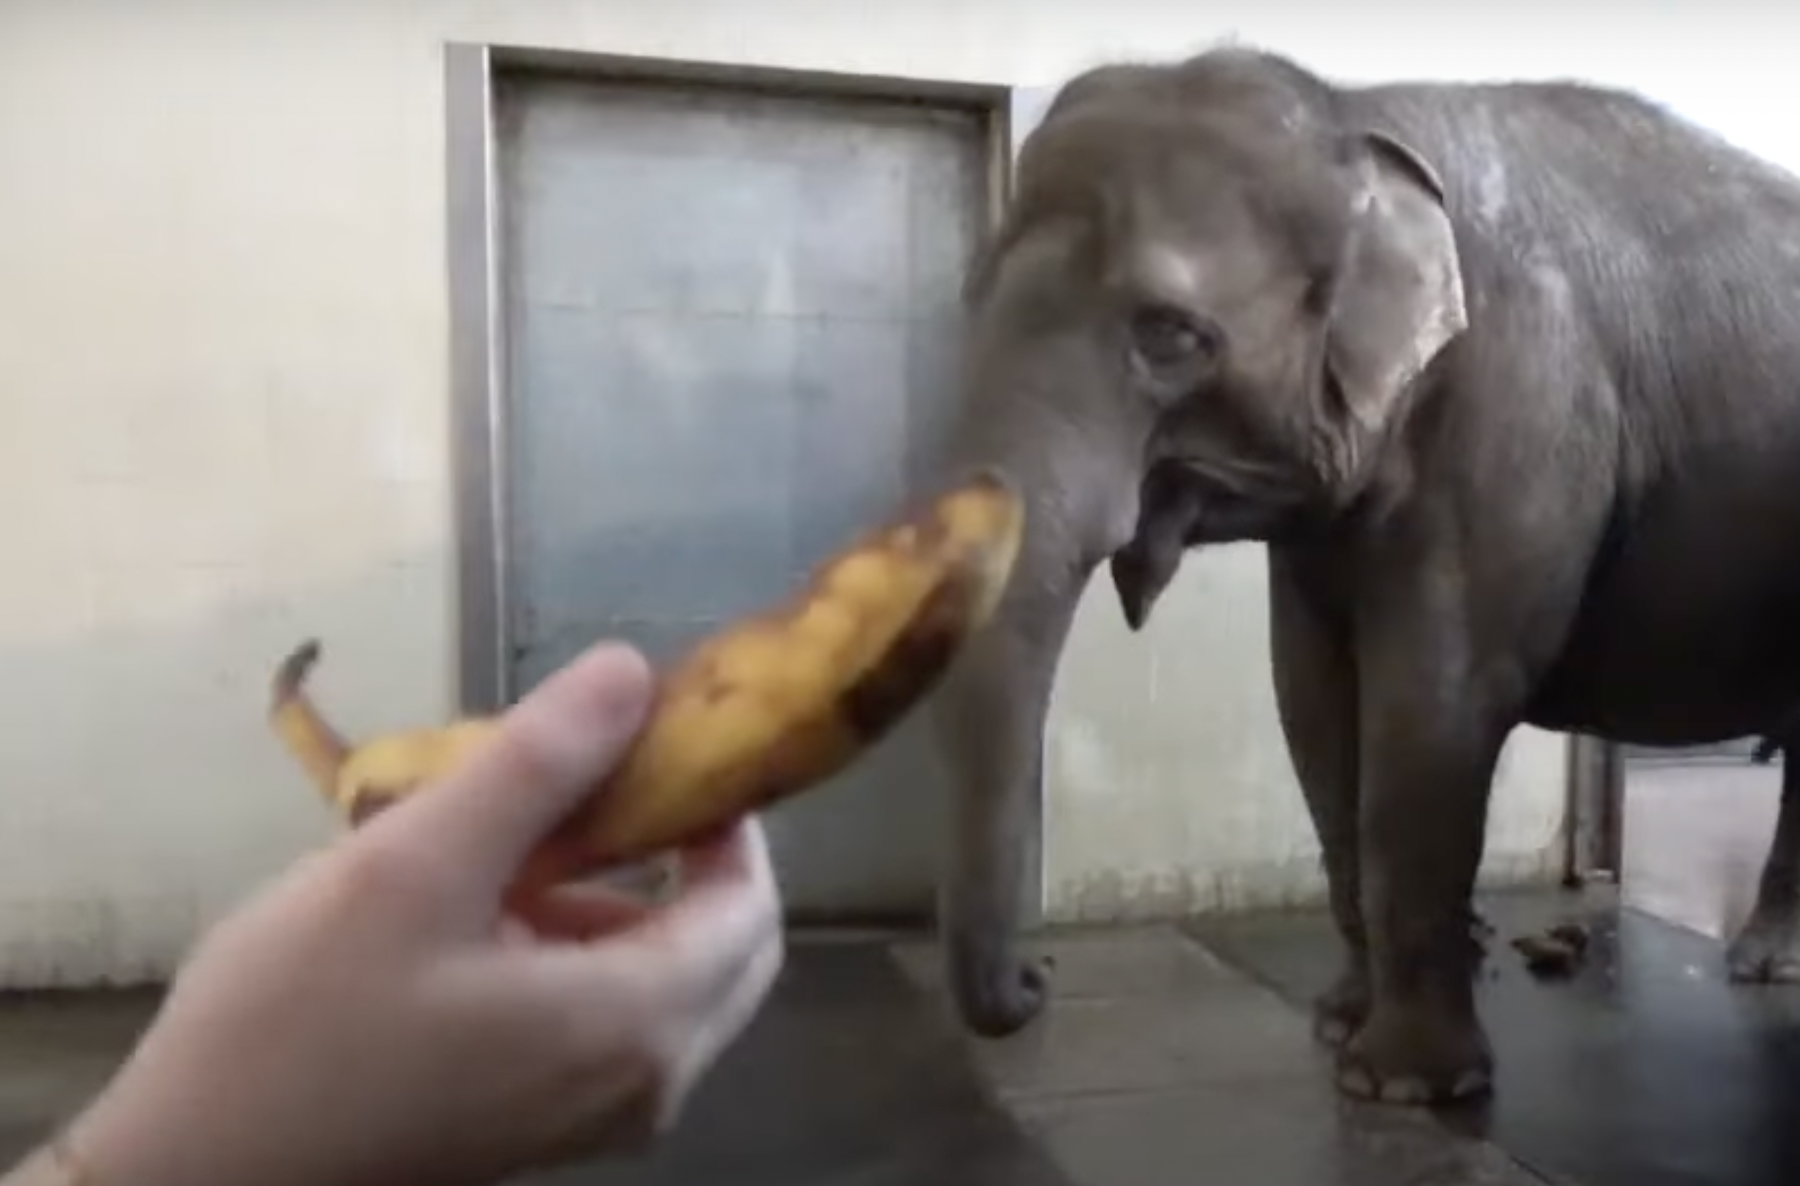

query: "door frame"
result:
(1563, 734), (1624, 886)
(439, 39), (1040, 915)
(1564, 734), (1765, 890)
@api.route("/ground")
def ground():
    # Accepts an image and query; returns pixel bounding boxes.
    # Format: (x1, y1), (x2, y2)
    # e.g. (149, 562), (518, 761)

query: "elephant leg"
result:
(1727, 746), (1800, 981)
(1334, 606), (1514, 1105)
(1268, 551), (1367, 1048)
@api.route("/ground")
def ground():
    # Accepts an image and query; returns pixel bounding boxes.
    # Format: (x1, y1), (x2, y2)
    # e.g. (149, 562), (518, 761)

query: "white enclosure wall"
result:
(2, 0), (1790, 983)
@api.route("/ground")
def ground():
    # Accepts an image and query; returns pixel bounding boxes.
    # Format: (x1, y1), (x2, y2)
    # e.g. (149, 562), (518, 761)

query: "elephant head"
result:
(932, 47), (1468, 1037)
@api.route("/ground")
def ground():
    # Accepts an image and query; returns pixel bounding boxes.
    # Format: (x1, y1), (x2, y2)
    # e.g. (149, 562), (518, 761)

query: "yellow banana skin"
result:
(267, 469), (1025, 874)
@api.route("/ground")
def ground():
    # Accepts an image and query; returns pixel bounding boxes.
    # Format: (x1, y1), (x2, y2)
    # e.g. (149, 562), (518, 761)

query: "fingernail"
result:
(545, 644), (654, 738)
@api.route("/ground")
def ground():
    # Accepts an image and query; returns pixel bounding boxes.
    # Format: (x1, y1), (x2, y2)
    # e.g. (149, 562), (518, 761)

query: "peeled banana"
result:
(267, 469), (1025, 875)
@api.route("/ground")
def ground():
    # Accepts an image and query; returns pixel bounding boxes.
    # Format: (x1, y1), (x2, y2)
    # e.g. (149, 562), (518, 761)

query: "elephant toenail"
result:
(1337, 1065), (1376, 1098)
(1451, 1069), (1492, 1098)
(1379, 1076), (1430, 1105)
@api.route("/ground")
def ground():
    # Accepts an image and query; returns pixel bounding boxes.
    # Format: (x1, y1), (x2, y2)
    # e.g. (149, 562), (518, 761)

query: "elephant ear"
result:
(1323, 131), (1468, 431)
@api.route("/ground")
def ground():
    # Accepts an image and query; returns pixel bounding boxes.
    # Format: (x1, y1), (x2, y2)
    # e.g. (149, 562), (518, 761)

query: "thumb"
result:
(385, 641), (655, 907)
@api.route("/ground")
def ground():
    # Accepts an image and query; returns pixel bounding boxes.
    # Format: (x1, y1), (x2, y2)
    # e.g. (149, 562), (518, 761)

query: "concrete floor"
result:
(1195, 886), (1800, 1186)
(15, 886), (1800, 1185)
(2, 765), (1796, 1186)
(0, 923), (1542, 1186)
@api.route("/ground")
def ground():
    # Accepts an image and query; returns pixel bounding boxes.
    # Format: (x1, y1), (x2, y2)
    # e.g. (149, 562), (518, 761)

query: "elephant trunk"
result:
(931, 414), (1131, 1038)
(937, 555), (1085, 1035)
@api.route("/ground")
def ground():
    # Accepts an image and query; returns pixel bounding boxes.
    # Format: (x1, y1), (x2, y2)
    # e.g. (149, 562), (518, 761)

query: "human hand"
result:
(54, 642), (785, 1186)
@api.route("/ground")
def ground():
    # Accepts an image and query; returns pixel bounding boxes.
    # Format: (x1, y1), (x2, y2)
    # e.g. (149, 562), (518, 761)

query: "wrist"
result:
(3, 1134), (88, 1186)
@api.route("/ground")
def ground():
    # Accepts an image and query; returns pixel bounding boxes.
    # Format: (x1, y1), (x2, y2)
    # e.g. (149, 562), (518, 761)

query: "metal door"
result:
(493, 74), (992, 920)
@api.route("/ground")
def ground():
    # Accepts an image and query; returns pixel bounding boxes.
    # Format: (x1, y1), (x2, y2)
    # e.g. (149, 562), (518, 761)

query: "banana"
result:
(267, 468), (1025, 875)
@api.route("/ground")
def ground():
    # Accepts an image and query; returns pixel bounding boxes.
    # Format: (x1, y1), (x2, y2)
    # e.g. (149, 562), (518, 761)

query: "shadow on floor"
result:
(1189, 888), (1800, 1186)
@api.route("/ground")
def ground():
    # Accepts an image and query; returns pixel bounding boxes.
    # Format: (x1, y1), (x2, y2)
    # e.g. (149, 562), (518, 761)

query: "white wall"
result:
(2, 0), (1790, 983)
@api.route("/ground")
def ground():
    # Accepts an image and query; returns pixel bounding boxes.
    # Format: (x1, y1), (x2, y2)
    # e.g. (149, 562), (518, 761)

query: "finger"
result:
(622, 924), (785, 1142)
(665, 921), (785, 1102)
(383, 642), (654, 909)
(510, 882), (653, 942)
(496, 916), (537, 948)
(637, 817), (781, 1010)
(536, 817), (781, 1020)
(671, 819), (765, 889)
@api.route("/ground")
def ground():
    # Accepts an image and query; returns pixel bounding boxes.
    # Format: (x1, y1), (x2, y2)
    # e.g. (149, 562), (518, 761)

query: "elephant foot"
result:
(1727, 909), (1800, 982)
(1312, 964), (1371, 1049)
(953, 954), (1054, 1039)
(1333, 1004), (1493, 1106)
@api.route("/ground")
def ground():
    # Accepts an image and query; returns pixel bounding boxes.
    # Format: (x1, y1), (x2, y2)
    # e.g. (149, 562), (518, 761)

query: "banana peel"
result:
(267, 469), (1025, 879)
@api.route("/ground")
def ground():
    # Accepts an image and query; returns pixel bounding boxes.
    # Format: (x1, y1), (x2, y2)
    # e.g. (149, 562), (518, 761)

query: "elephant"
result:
(928, 42), (1800, 1107)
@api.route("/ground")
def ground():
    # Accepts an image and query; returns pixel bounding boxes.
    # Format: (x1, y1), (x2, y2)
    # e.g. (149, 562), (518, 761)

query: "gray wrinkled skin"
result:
(929, 44), (1800, 1106)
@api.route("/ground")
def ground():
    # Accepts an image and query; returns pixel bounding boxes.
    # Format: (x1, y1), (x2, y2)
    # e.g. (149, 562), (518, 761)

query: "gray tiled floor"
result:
(1015, 1079), (1537, 1186)
(1190, 887), (1800, 1186)
(892, 924), (1543, 1186)
(894, 928), (1329, 1105)
(0, 924), (1545, 1186)
(19, 896), (1800, 1186)
(4, 766), (1792, 1185)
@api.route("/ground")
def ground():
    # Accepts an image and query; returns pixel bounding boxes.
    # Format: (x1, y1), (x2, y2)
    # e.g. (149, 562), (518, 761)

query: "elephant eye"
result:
(1129, 305), (1217, 370)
